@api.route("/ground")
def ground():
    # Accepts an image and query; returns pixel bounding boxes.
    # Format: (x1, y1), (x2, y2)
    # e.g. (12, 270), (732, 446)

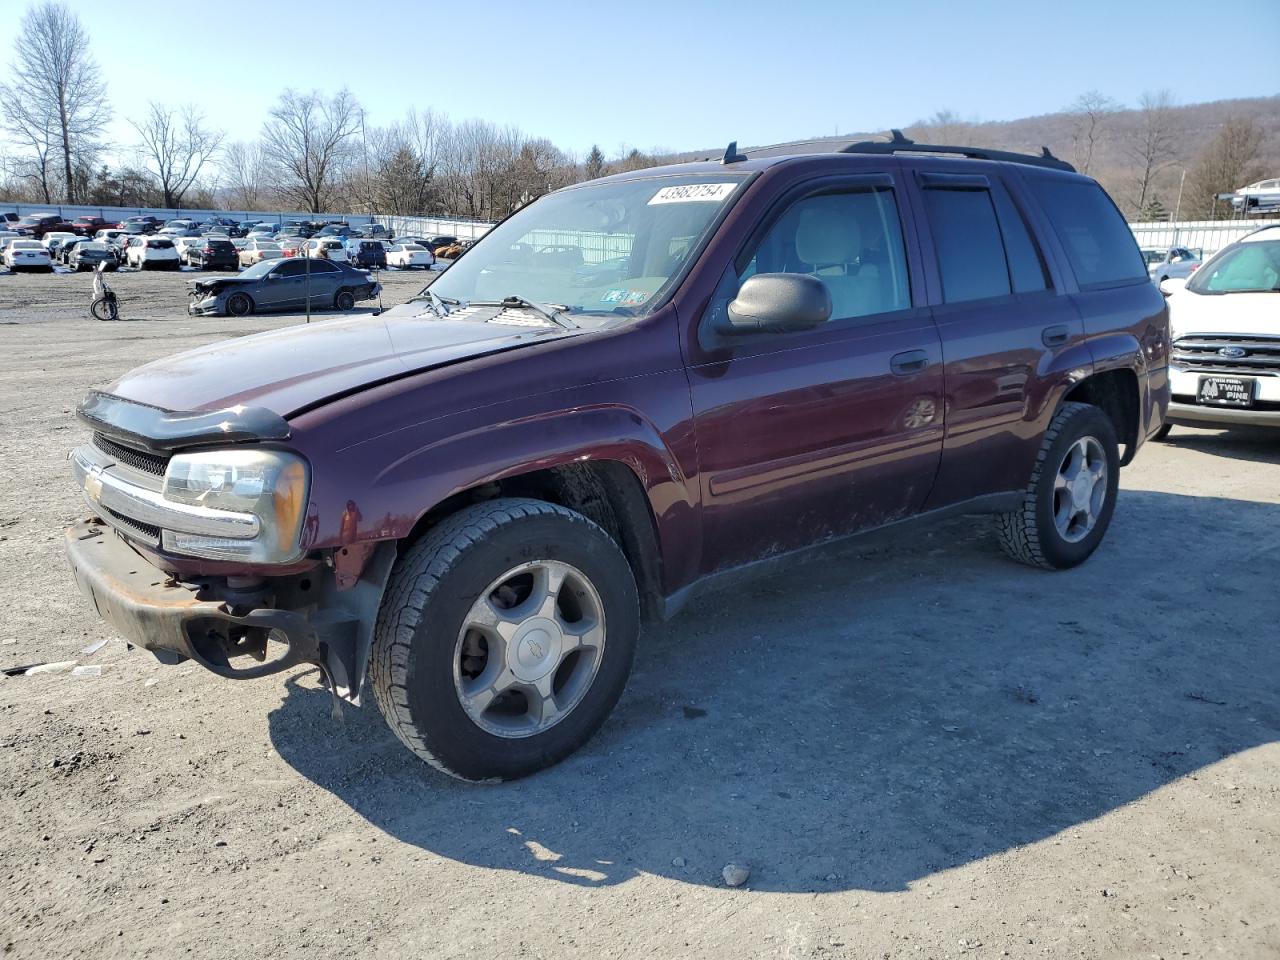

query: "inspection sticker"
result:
(648, 182), (737, 205)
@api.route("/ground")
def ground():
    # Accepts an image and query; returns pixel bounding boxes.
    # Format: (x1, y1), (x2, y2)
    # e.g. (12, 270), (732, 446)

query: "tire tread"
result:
(370, 498), (611, 781)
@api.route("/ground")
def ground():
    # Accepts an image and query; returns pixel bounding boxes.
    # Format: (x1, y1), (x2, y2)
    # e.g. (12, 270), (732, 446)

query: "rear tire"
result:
(996, 402), (1120, 570)
(370, 498), (639, 782)
(225, 292), (253, 317)
(334, 289), (355, 311)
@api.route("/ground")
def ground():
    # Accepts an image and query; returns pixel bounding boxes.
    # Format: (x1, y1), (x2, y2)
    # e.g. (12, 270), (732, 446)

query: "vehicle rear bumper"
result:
(1166, 400), (1280, 428)
(64, 519), (332, 679)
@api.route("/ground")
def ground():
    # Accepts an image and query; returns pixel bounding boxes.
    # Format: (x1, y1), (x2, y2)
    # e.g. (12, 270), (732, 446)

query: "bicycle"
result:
(90, 261), (118, 321)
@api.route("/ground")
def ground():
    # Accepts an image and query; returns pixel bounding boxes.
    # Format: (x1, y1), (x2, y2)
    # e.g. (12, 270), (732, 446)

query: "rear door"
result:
(905, 163), (1085, 507)
(300, 259), (341, 308)
(686, 169), (945, 573)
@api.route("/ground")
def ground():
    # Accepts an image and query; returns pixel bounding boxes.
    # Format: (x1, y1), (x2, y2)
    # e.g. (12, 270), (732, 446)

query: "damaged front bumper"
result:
(187, 293), (224, 316)
(64, 519), (394, 702)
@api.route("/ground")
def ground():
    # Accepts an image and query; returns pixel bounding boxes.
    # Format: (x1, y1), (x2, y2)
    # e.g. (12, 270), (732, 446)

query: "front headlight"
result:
(161, 449), (309, 563)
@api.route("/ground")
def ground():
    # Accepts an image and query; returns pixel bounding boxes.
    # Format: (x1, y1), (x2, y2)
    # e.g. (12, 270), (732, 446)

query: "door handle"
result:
(890, 350), (929, 376)
(1042, 324), (1070, 347)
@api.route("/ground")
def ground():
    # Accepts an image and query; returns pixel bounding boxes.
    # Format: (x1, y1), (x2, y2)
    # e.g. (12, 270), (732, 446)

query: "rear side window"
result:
(921, 187), (1010, 302)
(1028, 178), (1146, 287)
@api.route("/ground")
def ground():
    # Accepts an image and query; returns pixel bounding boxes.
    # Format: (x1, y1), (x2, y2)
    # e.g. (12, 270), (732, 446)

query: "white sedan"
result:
(386, 242), (434, 269)
(174, 236), (207, 264)
(3, 238), (53, 271)
(239, 239), (283, 267)
(41, 231), (78, 255)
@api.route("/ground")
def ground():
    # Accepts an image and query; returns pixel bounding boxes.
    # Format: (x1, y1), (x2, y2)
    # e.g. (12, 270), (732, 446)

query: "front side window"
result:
(738, 186), (911, 321)
(428, 173), (748, 317)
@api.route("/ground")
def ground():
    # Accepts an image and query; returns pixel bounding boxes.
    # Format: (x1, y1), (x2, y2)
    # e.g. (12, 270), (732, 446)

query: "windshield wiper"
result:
(472, 294), (576, 330)
(407, 288), (459, 317)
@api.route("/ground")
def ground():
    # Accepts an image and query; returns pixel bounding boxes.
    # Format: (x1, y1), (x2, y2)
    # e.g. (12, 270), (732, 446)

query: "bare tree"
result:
(131, 102), (224, 207)
(0, 99), (58, 201)
(1066, 90), (1117, 174)
(221, 140), (269, 211)
(260, 88), (361, 213)
(1124, 90), (1180, 217)
(1184, 117), (1267, 220)
(0, 1), (110, 203)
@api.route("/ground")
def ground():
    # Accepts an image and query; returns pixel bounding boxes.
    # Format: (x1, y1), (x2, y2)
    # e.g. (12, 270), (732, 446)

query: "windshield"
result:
(1187, 238), (1280, 294)
(427, 173), (747, 316)
(239, 260), (276, 279)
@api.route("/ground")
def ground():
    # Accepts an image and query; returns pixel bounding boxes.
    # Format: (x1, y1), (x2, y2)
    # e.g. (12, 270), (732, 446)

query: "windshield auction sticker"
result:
(648, 183), (737, 204)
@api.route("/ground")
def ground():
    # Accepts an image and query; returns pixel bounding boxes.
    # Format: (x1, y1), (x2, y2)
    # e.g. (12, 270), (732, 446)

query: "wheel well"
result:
(407, 461), (665, 620)
(1063, 369), (1140, 464)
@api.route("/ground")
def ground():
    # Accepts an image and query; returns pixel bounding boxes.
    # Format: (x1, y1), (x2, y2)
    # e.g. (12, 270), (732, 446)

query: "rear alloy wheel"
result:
(334, 289), (355, 311)
(997, 401), (1120, 570)
(225, 292), (253, 317)
(371, 498), (639, 782)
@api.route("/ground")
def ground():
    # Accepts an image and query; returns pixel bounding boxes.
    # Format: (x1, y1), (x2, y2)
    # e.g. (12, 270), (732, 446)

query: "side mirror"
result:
(1159, 277), (1187, 297)
(720, 273), (832, 335)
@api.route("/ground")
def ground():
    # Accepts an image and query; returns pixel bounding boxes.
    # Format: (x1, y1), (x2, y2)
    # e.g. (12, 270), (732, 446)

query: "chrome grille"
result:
(92, 432), (170, 477)
(102, 507), (161, 545)
(1171, 335), (1280, 376)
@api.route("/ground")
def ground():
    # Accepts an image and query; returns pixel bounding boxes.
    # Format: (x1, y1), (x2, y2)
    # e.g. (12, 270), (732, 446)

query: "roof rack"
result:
(838, 129), (1075, 172)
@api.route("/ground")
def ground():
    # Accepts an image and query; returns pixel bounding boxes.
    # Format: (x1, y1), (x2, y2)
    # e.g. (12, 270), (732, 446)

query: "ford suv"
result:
(64, 133), (1169, 781)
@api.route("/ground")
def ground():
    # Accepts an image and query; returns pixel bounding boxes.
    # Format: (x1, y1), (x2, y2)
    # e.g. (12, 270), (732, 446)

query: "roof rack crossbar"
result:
(838, 132), (1075, 172)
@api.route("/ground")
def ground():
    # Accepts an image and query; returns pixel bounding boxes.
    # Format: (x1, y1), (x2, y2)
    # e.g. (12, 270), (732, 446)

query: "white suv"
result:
(126, 235), (181, 270)
(1161, 225), (1280, 434)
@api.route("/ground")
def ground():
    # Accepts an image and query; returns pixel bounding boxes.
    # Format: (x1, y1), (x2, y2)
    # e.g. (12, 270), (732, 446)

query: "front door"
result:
(686, 173), (944, 574)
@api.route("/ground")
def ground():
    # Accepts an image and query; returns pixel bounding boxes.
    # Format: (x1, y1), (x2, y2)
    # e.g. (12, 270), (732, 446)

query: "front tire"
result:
(1152, 423), (1173, 441)
(996, 402), (1120, 570)
(370, 498), (640, 782)
(225, 292), (253, 317)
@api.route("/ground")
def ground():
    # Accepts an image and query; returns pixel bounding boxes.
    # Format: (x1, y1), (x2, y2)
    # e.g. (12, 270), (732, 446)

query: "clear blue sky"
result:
(5, 0), (1278, 160)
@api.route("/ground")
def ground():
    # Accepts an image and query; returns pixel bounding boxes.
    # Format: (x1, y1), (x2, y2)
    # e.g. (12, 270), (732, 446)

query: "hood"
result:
(1167, 288), (1279, 339)
(105, 308), (571, 417)
(188, 275), (251, 293)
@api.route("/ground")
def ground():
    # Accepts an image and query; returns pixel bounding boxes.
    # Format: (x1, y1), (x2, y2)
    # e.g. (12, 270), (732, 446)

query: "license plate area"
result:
(1197, 376), (1255, 407)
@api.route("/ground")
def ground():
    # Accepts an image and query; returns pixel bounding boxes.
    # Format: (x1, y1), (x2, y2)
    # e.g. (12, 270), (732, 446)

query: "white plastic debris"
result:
(71, 665), (104, 678)
(25, 661), (77, 676)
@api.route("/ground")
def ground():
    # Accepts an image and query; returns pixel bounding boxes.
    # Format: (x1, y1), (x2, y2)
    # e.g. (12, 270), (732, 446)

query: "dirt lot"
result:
(1, 267), (1277, 959)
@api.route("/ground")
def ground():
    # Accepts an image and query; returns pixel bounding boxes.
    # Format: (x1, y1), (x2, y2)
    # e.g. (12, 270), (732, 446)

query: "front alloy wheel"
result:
(371, 498), (639, 782)
(454, 559), (606, 738)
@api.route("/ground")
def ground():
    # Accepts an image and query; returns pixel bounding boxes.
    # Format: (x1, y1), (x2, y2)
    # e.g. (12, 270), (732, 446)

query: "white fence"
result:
(1127, 218), (1278, 256)
(7, 198), (1270, 260)
(382, 216), (494, 241)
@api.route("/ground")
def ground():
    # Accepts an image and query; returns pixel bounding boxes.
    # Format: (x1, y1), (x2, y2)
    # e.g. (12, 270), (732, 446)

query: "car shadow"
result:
(268, 487), (1279, 892)
(1161, 426), (1280, 465)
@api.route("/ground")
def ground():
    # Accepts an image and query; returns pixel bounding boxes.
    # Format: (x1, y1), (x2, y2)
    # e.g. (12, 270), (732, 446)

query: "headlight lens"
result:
(162, 449), (309, 563)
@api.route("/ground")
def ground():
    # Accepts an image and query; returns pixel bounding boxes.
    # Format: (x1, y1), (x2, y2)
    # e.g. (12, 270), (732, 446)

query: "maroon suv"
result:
(65, 134), (1169, 781)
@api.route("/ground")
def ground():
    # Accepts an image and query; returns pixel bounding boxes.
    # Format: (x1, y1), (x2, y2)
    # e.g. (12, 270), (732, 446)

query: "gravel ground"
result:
(1, 267), (1277, 959)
